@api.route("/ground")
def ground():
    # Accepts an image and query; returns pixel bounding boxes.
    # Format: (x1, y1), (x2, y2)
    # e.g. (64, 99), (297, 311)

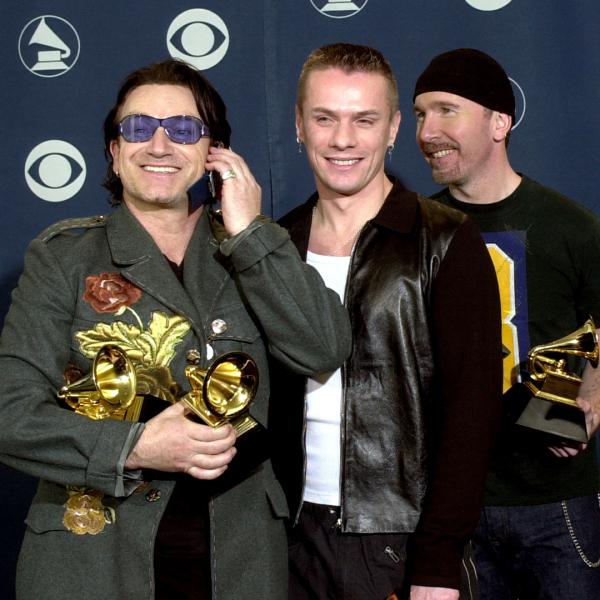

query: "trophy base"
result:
(230, 414), (259, 436)
(182, 395), (258, 437)
(504, 383), (588, 443)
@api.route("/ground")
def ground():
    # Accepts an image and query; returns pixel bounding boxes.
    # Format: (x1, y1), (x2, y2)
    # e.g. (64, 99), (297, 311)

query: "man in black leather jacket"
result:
(270, 43), (502, 600)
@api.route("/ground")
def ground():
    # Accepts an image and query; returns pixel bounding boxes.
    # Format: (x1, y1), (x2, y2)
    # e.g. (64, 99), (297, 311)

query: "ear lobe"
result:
(389, 110), (402, 145)
(295, 107), (303, 140)
(109, 139), (120, 167)
(493, 111), (512, 142)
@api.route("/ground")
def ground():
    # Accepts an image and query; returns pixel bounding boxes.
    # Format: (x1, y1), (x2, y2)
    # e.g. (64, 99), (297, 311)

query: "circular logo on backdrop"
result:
(464, 0), (512, 10)
(509, 77), (526, 130)
(167, 9), (229, 70)
(25, 140), (86, 202)
(18, 15), (80, 77)
(310, 0), (369, 19)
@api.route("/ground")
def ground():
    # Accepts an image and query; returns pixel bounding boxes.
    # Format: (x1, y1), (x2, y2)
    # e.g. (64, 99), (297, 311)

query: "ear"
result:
(388, 110), (402, 147)
(492, 111), (512, 142)
(109, 139), (120, 172)
(295, 105), (304, 142)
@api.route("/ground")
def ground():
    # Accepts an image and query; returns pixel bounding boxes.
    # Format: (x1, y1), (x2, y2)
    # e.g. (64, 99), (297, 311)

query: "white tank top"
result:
(303, 251), (351, 506)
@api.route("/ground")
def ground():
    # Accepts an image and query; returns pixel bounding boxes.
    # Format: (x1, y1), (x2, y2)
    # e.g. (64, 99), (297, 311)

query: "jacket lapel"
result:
(105, 204), (206, 333)
(182, 209), (233, 330)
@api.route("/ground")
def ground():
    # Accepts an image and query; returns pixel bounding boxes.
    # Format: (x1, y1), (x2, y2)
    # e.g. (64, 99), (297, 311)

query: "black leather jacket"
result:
(271, 181), (502, 587)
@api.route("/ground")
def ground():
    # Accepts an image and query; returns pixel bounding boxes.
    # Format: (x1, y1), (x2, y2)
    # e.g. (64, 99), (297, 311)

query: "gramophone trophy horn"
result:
(182, 352), (259, 436)
(57, 344), (140, 421)
(526, 318), (599, 405)
(505, 318), (598, 442)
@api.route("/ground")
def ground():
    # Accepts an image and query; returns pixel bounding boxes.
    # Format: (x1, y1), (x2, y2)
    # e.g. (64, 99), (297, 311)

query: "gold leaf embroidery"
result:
(147, 313), (192, 367)
(76, 322), (143, 359)
(74, 310), (191, 407)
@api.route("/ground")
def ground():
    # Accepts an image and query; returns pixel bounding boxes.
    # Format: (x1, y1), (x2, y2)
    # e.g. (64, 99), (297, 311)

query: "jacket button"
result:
(186, 348), (202, 365)
(211, 318), (227, 334)
(145, 488), (161, 502)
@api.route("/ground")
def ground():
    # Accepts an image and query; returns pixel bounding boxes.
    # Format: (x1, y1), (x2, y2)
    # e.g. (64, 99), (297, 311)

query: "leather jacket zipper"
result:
(384, 545), (401, 563)
(338, 224), (364, 531)
(293, 394), (309, 526)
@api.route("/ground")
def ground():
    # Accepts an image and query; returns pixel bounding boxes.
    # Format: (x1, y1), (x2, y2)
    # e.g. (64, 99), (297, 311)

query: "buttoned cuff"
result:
(116, 422), (145, 496)
(219, 216), (272, 256)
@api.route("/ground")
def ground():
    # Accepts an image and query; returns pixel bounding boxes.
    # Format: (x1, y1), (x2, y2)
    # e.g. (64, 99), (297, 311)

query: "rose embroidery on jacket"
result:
(83, 272), (142, 313)
(63, 487), (115, 536)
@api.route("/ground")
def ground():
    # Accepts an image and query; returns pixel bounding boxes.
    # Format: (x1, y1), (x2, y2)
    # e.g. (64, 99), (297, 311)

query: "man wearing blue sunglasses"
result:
(0, 59), (351, 600)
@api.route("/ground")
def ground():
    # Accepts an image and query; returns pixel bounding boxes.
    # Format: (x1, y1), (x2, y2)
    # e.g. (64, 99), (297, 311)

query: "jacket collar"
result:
(283, 177), (420, 258)
(105, 203), (221, 329)
(372, 178), (419, 234)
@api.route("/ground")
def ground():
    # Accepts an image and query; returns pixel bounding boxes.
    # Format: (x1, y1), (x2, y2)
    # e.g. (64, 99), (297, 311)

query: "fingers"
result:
(189, 423), (237, 456)
(205, 146), (252, 181)
(205, 146), (261, 236)
(184, 423), (237, 481)
(125, 401), (238, 477)
(548, 441), (587, 457)
(186, 444), (237, 481)
(186, 464), (228, 480)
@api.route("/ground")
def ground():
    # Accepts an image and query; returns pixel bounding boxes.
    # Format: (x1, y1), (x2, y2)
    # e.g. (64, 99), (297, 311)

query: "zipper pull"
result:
(331, 517), (343, 531)
(384, 545), (401, 563)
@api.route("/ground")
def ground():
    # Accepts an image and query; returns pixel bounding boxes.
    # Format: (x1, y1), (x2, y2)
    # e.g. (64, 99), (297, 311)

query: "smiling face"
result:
(110, 84), (210, 211)
(296, 68), (400, 200)
(414, 91), (499, 187)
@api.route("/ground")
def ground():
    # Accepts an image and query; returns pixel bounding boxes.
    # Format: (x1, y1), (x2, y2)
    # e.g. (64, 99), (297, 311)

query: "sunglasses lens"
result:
(119, 115), (209, 144)
(163, 116), (206, 144)
(119, 115), (157, 142)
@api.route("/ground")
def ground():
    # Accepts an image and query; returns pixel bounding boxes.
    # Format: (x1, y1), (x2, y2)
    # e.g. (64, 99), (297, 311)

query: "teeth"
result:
(330, 159), (359, 166)
(143, 166), (178, 173)
(432, 150), (453, 158)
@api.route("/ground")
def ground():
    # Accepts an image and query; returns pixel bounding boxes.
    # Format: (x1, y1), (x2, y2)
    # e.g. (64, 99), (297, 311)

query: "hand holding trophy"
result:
(181, 351), (259, 436)
(505, 317), (598, 442)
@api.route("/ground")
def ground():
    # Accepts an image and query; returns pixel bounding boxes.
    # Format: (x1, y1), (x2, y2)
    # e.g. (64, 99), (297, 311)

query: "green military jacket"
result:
(0, 203), (351, 599)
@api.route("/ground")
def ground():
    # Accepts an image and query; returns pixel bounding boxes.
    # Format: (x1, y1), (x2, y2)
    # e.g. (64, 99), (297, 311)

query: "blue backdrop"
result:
(2, 1), (599, 597)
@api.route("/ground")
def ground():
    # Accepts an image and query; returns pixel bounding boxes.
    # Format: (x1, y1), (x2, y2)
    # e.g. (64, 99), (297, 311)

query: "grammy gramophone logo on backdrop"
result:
(18, 15), (80, 77)
(464, 0), (512, 10)
(310, 0), (369, 18)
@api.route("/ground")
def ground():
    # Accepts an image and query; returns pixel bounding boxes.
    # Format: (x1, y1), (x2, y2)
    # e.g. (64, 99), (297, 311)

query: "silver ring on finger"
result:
(221, 169), (237, 181)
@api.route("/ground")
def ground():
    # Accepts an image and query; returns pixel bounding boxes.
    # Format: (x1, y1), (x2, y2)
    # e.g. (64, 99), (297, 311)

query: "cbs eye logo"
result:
(167, 9), (229, 70)
(24, 140), (86, 202)
(510, 77), (526, 130)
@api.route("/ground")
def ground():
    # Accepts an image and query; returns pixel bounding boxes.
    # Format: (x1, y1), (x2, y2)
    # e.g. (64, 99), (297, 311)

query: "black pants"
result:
(154, 479), (212, 600)
(289, 502), (409, 600)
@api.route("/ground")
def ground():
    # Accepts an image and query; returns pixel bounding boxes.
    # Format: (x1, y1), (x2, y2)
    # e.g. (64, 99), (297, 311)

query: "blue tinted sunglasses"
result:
(118, 114), (210, 144)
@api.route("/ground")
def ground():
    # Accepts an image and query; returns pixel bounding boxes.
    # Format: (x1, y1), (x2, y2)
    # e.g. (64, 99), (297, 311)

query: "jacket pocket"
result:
(24, 482), (74, 534)
(207, 302), (261, 349)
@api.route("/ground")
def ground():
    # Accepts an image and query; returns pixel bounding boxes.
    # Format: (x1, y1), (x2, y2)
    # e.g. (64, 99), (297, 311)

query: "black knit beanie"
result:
(413, 48), (515, 123)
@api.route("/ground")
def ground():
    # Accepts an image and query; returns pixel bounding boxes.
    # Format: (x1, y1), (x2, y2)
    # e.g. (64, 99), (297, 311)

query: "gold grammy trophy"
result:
(510, 318), (598, 442)
(58, 346), (259, 433)
(57, 344), (142, 421)
(182, 352), (259, 436)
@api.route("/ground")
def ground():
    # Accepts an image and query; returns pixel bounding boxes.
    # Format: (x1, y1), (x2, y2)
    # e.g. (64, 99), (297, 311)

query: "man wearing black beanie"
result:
(414, 48), (600, 600)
